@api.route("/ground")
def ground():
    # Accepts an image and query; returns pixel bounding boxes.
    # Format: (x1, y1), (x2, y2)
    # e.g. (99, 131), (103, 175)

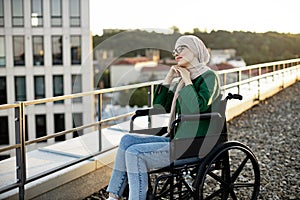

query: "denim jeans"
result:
(106, 133), (170, 200)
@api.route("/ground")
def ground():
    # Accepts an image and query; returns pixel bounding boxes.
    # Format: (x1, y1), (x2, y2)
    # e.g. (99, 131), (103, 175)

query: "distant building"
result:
(110, 57), (151, 87)
(210, 49), (246, 68)
(0, 0), (93, 157)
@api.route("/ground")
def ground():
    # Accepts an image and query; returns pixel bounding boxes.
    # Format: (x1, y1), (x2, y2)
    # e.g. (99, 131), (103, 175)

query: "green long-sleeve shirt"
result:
(153, 70), (221, 138)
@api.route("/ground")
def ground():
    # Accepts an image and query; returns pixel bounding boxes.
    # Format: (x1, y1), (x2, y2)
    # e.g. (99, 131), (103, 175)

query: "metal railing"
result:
(0, 58), (299, 199)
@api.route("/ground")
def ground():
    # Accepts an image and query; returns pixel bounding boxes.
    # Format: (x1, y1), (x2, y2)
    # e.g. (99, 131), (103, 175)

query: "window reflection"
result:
(70, 0), (80, 27)
(52, 36), (63, 65)
(13, 36), (25, 66)
(51, 0), (62, 27)
(31, 0), (43, 27)
(71, 36), (81, 65)
(15, 76), (26, 101)
(33, 36), (44, 66)
(12, 0), (24, 27)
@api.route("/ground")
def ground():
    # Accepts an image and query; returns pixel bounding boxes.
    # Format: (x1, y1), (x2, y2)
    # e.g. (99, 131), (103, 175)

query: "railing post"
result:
(238, 70), (242, 94)
(147, 85), (153, 128)
(15, 102), (26, 200)
(257, 66), (262, 100)
(98, 93), (102, 151)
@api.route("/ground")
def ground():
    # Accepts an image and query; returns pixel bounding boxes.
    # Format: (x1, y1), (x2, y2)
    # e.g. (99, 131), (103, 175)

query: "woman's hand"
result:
(177, 67), (192, 85)
(163, 65), (180, 84)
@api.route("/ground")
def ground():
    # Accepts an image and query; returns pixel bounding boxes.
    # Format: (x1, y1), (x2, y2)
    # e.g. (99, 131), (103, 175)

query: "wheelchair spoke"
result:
(208, 171), (226, 185)
(229, 189), (238, 200)
(231, 155), (250, 183)
(204, 187), (225, 200)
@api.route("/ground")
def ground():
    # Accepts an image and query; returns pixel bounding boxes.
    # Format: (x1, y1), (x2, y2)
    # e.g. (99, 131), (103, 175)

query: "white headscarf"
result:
(175, 35), (210, 64)
(168, 35), (211, 132)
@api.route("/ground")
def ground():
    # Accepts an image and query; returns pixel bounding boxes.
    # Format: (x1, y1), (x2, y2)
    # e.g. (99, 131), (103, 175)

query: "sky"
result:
(90, 0), (300, 36)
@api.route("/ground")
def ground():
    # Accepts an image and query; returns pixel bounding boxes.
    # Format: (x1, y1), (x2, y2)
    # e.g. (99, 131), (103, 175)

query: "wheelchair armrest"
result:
(179, 112), (222, 122)
(170, 112), (222, 133)
(130, 107), (167, 133)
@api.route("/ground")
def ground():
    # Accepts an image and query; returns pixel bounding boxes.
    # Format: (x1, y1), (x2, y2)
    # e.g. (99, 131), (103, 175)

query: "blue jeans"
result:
(106, 133), (170, 200)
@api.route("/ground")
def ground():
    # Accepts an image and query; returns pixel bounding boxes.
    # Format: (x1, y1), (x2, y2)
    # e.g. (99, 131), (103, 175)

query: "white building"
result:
(210, 49), (246, 68)
(0, 0), (93, 158)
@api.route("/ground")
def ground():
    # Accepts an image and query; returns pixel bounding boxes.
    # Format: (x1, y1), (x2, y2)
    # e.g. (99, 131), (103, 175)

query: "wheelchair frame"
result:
(126, 93), (260, 200)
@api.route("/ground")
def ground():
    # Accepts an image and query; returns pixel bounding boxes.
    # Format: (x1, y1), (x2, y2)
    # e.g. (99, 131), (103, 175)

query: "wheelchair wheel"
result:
(195, 141), (260, 200)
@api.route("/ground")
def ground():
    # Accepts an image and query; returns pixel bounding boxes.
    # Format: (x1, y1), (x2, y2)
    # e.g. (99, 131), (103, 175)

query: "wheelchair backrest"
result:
(170, 93), (242, 161)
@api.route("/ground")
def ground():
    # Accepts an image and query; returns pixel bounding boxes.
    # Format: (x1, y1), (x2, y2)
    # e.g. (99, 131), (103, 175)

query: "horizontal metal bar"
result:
(0, 144), (21, 153)
(24, 81), (163, 106)
(0, 103), (19, 110)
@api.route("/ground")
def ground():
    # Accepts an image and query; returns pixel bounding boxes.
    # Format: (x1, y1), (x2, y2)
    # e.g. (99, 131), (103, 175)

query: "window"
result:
(13, 36), (25, 66)
(0, 116), (9, 145)
(12, 0), (24, 27)
(51, 0), (62, 27)
(0, 0), (4, 27)
(35, 115), (46, 142)
(70, 36), (81, 65)
(15, 76), (26, 101)
(0, 77), (7, 104)
(69, 0), (80, 27)
(72, 113), (83, 137)
(0, 36), (5, 66)
(31, 0), (43, 26)
(71, 75), (82, 103)
(52, 36), (63, 65)
(53, 75), (63, 103)
(54, 113), (65, 141)
(33, 36), (44, 66)
(34, 76), (45, 99)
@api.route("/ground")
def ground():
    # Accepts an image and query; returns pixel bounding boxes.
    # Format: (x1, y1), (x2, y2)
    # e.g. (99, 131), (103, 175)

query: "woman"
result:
(106, 35), (220, 200)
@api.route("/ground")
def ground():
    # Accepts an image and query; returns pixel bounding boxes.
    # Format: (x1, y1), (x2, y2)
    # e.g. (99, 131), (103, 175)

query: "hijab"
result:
(168, 35), (211, 132)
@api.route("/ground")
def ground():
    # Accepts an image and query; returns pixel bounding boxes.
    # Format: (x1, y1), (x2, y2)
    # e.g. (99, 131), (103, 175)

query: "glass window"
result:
(13, 36), (25, 66)
(0, 0), (4, 27)
(53, 75), (64, 103)
(0, 76), (7, 104)
(33, 36), (44, 66)
(71, 74), (82, 103)
(51, 0), (62, 27)
(72, 113), (83, 137)
(0, 36), (5, 66)
(52, 36), (63, 65)
(69, 0), (80, 27)
(54, 113), (65, 141)
(0, 116), (9, 145)
(15, 76), (26, 101)
(34, 76), (45, 99)
(12, 0), (24, 27)
(31, 0), (43, 27)
(35, 115), (46, 142)
(70, 36), (81, 65)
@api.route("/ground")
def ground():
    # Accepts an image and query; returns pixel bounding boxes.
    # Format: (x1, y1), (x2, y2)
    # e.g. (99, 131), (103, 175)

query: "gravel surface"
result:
(85, 81), (300, 200)
(227, 81), (300, 200)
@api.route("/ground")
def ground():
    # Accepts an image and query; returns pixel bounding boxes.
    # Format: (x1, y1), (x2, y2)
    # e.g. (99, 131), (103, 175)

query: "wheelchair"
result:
(125, 93), (260, 199)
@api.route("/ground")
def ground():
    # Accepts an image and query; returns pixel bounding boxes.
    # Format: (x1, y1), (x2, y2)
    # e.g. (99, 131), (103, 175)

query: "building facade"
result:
(0, 0), (93, 157)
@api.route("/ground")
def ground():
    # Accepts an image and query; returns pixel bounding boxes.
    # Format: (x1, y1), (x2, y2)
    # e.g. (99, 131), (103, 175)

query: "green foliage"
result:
(129, 87), (148, 107)
(117, 87), (148, 107)
(93, 29), (300, 65)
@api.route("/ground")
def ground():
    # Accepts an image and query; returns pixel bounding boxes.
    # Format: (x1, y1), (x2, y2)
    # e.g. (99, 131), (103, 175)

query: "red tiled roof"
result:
(114, 57), (151, 65)
(141, 64), (170, 72)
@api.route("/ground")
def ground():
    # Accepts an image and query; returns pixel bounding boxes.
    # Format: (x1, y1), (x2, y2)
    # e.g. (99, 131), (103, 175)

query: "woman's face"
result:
(173, 45), (195, 68)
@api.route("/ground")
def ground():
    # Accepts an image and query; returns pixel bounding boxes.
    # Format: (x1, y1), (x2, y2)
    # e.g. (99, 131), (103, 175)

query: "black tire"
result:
(194, 141), (260, 200)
